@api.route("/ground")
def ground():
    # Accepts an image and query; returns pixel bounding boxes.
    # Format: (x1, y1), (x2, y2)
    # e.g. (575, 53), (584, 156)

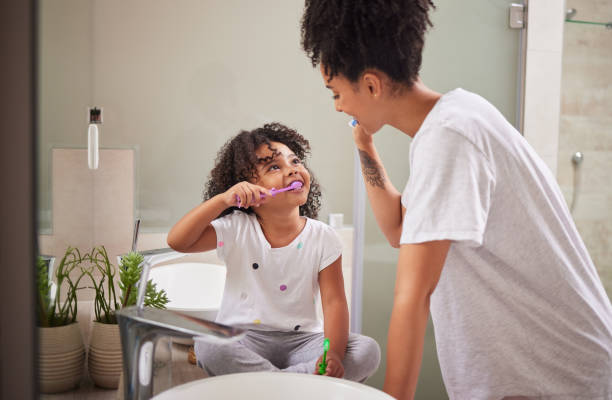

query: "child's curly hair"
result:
(301, 0), (435, 89)
(204, 123), (322, 219)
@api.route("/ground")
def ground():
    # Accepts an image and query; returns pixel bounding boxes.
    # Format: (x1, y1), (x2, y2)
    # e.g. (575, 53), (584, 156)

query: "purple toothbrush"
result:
(235, 181), (303, 207)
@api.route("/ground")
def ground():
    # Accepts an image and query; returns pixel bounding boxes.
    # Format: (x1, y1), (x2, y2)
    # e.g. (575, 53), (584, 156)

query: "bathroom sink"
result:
(148, 261), (226, 345)
(149, 262), (226, 320)
(152, 372), (393, 400)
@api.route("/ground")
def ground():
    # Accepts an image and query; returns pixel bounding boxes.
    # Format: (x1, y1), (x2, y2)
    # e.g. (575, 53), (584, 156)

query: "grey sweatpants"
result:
(194, 330), (380, 383)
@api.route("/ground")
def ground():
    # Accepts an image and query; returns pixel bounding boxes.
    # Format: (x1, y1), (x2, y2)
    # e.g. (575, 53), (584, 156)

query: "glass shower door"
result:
(559, 1), (612, 297)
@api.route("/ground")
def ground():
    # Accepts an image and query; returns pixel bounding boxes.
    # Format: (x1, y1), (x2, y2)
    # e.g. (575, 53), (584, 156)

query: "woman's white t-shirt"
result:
(401, 88), (612, 399)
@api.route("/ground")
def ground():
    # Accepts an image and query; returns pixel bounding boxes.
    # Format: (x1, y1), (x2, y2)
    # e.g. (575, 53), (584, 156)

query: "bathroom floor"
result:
(40, 343), (207, 400)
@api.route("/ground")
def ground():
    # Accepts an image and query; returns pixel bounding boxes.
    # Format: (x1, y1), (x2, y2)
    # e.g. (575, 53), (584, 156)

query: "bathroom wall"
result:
(558, 0), (612, 295)
(523, 0), (565, 175)
(37, 0), (92, 233)
(38, 148), (135, 303)
(38, 0), (355, 236)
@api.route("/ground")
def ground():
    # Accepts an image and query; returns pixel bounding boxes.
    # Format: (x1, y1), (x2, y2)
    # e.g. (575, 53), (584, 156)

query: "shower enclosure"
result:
(559, 1), (612, 296)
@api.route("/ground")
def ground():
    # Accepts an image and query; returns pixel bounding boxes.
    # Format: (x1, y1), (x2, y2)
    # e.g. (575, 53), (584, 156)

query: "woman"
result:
(300, 1), (612, 399)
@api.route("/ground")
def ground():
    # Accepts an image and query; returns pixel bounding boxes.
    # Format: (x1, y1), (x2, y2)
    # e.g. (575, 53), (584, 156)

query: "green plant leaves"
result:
(35, 247), (87, 327)
(143, 280), (169, 309)
(36, 256), (52, 326)
(118, 251), (144, 309)
(37, 247), (170, 326)
(118, 251), (169, 310)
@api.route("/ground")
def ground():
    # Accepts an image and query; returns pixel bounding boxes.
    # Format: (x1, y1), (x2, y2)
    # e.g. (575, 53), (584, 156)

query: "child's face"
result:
(252, 141), (310, 209)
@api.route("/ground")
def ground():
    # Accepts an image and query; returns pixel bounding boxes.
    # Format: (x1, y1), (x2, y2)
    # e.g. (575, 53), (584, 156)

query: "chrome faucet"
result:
(117, 248), (244, 399)
(117, 307), (244, 399)
(131, 218), (141, 253)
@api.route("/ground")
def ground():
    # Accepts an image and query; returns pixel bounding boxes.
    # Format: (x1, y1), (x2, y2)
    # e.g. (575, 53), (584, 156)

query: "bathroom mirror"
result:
(36, 0), (525, 397)
(37, 2), (362, 397)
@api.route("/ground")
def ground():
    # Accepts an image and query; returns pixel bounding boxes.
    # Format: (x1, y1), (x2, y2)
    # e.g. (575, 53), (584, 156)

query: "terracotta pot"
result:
(117, 369), (125, 400)
(38, 323), (85, 393)
(88, 321), (122, 389)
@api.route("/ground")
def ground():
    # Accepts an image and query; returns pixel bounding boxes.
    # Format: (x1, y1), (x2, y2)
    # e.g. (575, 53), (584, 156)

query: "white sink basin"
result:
(149, 262), (226, 320)
(152, 372), (393, 400)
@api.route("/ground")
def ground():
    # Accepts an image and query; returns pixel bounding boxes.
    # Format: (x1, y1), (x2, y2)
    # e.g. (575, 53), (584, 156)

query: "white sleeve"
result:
(210, 211), (243, 261)
(400, 128), (496, 246)
(318, 225), (343, 272)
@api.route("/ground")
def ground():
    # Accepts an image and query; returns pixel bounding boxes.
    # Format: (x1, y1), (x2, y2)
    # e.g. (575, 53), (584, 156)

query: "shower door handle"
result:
(509, 3), (526, 29)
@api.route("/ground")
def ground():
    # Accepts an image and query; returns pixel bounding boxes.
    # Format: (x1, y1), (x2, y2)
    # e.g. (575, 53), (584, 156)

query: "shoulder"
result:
(439, 89), (506, 138)
(413, 89), (498, 159)
(304, 219), (343, 270)
(305, 218), (342, 247)
(306, 218), (336, 235)
(424, 89), (477, 131)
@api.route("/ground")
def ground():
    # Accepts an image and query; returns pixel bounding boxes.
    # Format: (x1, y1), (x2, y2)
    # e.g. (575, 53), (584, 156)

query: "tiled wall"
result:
(523, 0), (565, 175)
(39, 148), (135, 302)
(558, 0), (612, 295)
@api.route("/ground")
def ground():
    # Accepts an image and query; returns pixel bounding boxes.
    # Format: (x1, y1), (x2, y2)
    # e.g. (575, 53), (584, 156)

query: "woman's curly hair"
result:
(301, 0), (435, 89)
(204, 123), (322, 219)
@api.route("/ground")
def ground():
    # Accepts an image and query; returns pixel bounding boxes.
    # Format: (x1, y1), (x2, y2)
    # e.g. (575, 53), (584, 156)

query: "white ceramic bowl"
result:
(149, 262), (226, 320)
(149, 262), (226, 345)
(152, 372), (394, 400)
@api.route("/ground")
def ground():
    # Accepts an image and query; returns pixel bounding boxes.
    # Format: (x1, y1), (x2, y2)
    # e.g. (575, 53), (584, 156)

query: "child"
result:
(167, 122), (380, 382)
(301, 1), (612, 399)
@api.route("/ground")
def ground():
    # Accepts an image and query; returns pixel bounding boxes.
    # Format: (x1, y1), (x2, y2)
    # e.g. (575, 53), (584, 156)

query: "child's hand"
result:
(314, 350), (344, 378)
(224, 182), (271, 209)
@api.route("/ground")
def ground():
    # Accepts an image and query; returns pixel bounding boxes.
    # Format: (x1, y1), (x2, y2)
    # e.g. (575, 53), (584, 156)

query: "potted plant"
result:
(36, 247), (87, 394)
(83, 247), (169, 389)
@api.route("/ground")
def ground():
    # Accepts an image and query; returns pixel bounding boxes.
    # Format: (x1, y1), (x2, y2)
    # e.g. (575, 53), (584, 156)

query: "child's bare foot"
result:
(188, 346), (196, 365)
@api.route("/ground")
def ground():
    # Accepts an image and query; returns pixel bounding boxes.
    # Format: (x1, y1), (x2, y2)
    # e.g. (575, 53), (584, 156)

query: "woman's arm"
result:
(167, 182), (272, 253)
(318, 256), (349, 377)
(384, 240), (450, 400)
(353, 126), (404, 248)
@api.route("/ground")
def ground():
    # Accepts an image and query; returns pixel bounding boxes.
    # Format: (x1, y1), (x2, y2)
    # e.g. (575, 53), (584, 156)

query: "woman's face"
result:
(252, 141), (310, 208)
(320, 65), (385, 134)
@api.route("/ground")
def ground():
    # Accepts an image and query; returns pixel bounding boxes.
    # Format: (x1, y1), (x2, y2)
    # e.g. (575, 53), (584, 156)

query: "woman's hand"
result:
(223, 182), (271, 209)
(314, 350), (344, 378)
(352, 122), (374, 149)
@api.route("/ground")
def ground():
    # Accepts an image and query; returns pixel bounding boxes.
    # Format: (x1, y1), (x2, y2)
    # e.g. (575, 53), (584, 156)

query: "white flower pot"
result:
(88, 321), (122, 389)
(38, 323), (85, 393)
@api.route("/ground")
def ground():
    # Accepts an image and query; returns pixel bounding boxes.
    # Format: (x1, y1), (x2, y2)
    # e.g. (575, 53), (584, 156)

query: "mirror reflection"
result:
(36, 0), (611, 399)
(37, 1), (361, 397)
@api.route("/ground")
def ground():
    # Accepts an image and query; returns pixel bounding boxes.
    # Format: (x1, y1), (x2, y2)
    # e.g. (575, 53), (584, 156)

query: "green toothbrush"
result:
(318, 338), (330, 375)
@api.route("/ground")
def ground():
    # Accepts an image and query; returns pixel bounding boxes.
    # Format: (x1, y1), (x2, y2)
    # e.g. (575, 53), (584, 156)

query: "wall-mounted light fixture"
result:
(88, 107), (102, 169)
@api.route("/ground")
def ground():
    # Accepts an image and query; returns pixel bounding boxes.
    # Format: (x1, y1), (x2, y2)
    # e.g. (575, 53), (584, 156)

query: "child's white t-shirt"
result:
(211, 211), (343, 332)
(400, 88), (612, 398)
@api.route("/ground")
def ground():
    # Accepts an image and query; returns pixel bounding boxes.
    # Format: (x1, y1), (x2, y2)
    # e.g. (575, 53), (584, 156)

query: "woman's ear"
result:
(362, 71), (383, 98)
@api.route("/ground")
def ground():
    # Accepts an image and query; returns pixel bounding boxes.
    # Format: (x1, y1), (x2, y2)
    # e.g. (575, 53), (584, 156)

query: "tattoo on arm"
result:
(358, 149), (386, 189)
